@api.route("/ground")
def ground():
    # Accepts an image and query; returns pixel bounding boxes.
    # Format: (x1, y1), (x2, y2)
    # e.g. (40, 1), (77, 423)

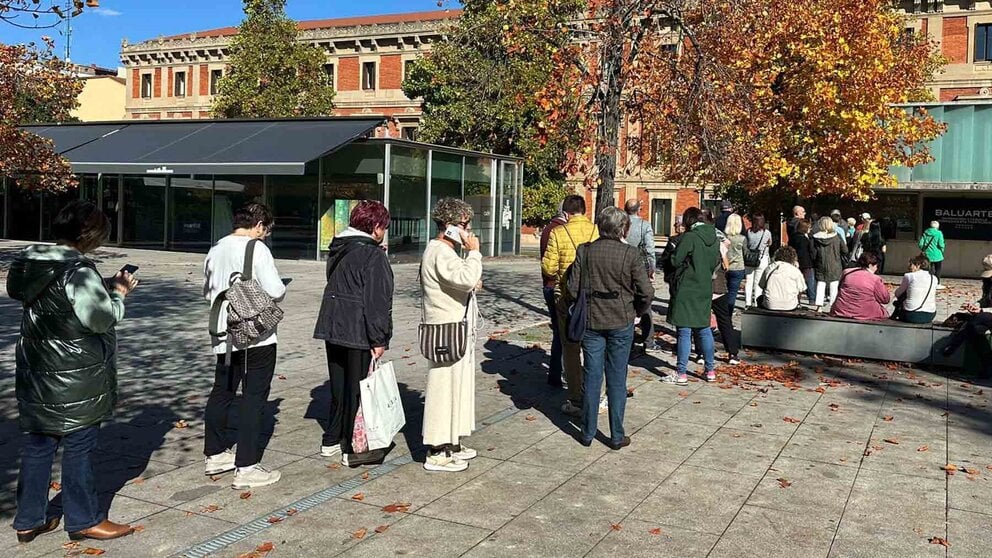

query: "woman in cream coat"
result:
(421, 198), (483, 472)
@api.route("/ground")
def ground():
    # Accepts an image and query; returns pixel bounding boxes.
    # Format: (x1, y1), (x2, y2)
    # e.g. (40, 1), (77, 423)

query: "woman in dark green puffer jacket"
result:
(6, 201), (138, 544)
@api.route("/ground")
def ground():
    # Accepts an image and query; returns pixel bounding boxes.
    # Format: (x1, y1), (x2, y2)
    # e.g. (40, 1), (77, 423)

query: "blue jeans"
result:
(543, 286), (563, 383)
(581, 324), (634, 444)
(725, 270), (746, 313)
(14, 425), (103, 533)
(677, 327), (714, 375)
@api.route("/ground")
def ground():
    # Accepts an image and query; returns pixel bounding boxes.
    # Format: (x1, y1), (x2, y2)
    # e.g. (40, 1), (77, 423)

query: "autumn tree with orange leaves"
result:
(498, 0), (944, 212)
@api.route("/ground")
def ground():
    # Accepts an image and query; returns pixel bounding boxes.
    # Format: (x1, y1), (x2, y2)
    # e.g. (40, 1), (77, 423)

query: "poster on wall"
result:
(921, 197), (992, 241)
(319, 199), (359, 249)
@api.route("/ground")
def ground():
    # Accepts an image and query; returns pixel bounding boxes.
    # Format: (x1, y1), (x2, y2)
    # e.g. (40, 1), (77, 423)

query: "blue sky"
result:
(0, 0), (453, 68)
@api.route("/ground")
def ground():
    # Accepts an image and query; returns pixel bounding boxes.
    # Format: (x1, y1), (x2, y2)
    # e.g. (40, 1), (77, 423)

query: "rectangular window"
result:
(140, 74), (152, 98)
(404, 60), (415, 80)
(362, 61), (376, 90)
(174, 71), (186, 97)
(401, 126), (417, 141)
(323, 63), (335, 86)
(210, 69), (223, 95)
(977, 23), (992, 62)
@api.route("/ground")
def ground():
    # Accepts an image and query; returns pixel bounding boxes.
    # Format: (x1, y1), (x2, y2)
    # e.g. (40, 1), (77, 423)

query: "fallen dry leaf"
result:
(942, 464), (959, 476)
(62, 542), (80, 550)
(883, 438), (899, 445)
(49, 481), (61, 491)
(200, 504), (222, 513)
(525, 414), (537, 422)
(678, 391), (689, 397)
(277, 374), (287, 380)
(266, 516), (282, 524)
(351, 493), (365, 501)
(132, 525), (145, 533)
(82, 549), (106, 556)
(777, 478), (793, 488)
(963, 467), (980, 475)
(611, 523), (623, 531)
(286, 508), (298, 516)
(374, 525), (390, 534)
(362, 472), (370, 480)
(209, 475), (222, 482)
(382, 502), (412, 513)
(352, 527), (368, 540)
(828, 403), (840, 412)
(256, 541), (275, 552)
(327, 463), (341, 470)
(917, 445), (929, 452)
(882, 416), (894, 422)
(173, 420), (189, 429)
(240, 491), (252, 500)
(184, 511), (194, 518)
(929, 536), (950, 547)
(783, 417), (801, 424)
(648, 527), (663, 536)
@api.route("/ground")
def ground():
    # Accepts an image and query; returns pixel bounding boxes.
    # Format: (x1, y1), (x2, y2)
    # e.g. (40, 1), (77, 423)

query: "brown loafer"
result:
(16, 517), (60, 543)
(68, 520), (135, 541)
(609, 436), (632, 451)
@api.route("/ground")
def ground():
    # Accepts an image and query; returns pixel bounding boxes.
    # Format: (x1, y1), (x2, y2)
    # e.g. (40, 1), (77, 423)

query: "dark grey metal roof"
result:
(22, 118), (384, 175)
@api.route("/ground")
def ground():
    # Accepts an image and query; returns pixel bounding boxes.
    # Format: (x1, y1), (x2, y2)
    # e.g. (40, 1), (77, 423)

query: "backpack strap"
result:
(242, 239), (259, 281)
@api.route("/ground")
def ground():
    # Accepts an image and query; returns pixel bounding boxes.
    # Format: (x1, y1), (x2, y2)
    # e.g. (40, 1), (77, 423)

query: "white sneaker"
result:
(728, 357), (741, 366)
(231, 465), (281, 489)
(451, 445), (477, 460)
(598, 395), (608, 415)
(204, 449), (236, 476)
(320, 444), (341, 458)
(936, 284), (946, 290)
(424, 452), (468, 472)
(695, 357), (705, 365)
(561, 400), (582, 417)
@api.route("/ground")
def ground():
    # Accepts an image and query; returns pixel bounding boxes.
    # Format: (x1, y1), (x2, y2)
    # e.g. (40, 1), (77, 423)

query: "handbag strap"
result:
(242, 239), (258, 281)
(419, 259), (473, 325)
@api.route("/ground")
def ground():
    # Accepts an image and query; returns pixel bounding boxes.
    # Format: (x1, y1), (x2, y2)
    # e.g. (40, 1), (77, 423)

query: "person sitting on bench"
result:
(892, 254), (937, 324)
(831, 251), (890, 321)
(758, 246), (807, 312)
(941, 254), (992, 377)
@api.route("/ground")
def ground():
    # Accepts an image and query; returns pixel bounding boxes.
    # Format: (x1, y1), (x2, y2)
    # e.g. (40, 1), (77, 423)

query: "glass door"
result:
(497, 161), (518, 256)
(102, 176), (121, 244)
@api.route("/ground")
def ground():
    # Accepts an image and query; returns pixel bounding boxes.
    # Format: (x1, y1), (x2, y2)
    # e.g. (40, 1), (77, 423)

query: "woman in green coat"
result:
(919, 221), (946, 287)
(6, 201), (138, 544)
(667, 207), (721, 385)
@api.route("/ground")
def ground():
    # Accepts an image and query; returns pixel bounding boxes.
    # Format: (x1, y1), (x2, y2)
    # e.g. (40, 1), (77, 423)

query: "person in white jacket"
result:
(202, 203), (287, 489)
(759, 246), (808, 312)
(420, 198), (483, 472)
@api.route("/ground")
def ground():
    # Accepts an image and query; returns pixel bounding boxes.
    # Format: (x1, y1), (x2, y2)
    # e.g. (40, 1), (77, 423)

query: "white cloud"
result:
(92, 7), (123, 17)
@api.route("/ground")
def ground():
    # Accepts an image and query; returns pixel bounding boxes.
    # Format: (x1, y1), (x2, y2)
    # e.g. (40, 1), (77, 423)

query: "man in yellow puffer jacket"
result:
(541, 194), (599, 416)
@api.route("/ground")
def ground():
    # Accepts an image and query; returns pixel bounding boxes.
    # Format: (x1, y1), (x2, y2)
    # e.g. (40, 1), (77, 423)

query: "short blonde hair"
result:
(818, 216), (835, 234)
(725, 213), (743, 236)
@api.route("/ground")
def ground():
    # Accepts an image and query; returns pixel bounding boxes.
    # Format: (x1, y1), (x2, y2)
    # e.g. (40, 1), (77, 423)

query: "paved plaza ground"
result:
(1, 239), (991, 557)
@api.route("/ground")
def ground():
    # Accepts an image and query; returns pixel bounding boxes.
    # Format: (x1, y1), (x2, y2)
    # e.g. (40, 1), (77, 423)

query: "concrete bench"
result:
(741, 307), (968, 368)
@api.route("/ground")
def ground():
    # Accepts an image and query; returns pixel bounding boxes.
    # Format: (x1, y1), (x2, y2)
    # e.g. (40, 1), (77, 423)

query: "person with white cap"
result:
(918, 221), (946, 289)
(940, 255), (992, 377)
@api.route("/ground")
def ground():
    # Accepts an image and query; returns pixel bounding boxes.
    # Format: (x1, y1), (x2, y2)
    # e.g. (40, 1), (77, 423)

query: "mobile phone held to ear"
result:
(443, 225), (464, 245)
(120, 264), (139, 275)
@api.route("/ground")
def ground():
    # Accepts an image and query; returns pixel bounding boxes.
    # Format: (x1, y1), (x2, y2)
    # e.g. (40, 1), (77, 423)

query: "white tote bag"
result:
(360, 360), (406, 451)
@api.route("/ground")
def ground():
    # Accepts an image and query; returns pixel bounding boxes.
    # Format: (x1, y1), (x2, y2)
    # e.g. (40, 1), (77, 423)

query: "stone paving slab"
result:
(1, 240), (992, 557)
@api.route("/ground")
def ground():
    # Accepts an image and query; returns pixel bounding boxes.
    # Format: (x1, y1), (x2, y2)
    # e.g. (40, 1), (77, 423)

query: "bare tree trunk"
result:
(594, 6), (627, 218)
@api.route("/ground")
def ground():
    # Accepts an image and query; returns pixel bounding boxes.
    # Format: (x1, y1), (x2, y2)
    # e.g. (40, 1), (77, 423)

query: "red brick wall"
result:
(199, 64), (209, 96)
(921, 18), (928, 37)
(380, 54), (402, 89)
(167, 68), (173, 98)
(942, 16), (969, 64)
(147, 113), (161, 120)
(338, 57), (360, 91)
(939, 87), (982, 101)
(674, 188), (700, 220)
(153, 68), (162, 98)
(199, 110), (211, 119)
(188, 65), (194, 95)
(167, 111), (193, 119)
(131, 68), (140, 98)
(636, 188), (649, 221)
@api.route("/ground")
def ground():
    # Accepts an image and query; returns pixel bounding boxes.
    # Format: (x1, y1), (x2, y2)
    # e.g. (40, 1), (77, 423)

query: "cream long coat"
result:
(420, 239), (483, 447)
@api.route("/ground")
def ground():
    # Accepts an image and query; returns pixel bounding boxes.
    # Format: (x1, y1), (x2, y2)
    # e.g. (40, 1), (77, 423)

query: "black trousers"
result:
(712, 294), (741, 358)
(948, 313), (992, 361)
(930, 261), (943, 282)
(323, 342), (371, 453)
(204, 344), (277, 468)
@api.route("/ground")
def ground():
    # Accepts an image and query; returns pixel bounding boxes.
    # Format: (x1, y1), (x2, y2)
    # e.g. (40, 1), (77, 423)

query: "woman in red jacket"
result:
(830, 252), (891, 321)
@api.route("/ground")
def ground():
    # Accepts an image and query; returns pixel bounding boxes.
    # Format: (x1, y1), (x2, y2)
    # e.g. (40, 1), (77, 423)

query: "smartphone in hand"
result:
(120, 264), (139, 275)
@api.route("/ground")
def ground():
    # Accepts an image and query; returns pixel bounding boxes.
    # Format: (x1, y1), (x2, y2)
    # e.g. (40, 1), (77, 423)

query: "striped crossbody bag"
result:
(417, 265), (473, 364)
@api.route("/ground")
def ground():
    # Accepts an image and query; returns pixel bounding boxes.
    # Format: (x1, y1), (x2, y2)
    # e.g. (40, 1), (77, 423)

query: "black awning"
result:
(22, 118), (384, 175)
(24, 124), (125, 154)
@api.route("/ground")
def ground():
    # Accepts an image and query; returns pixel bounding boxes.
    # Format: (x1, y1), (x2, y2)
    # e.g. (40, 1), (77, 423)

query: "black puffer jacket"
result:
(7, 256), (118, 435)
(313, 232), (394, 349)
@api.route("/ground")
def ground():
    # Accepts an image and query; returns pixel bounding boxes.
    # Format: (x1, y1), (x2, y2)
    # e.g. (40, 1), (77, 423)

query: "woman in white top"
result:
(202, 203), (287, 490)
(892, 254), (937, 323)
(744, 213), (773, 308)
(421, 198), (483, 473)
(759, 246), (808, 312)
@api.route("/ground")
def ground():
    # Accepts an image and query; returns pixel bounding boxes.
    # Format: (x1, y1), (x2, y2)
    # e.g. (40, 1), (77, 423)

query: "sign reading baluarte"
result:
(921, 197), (992, 241)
